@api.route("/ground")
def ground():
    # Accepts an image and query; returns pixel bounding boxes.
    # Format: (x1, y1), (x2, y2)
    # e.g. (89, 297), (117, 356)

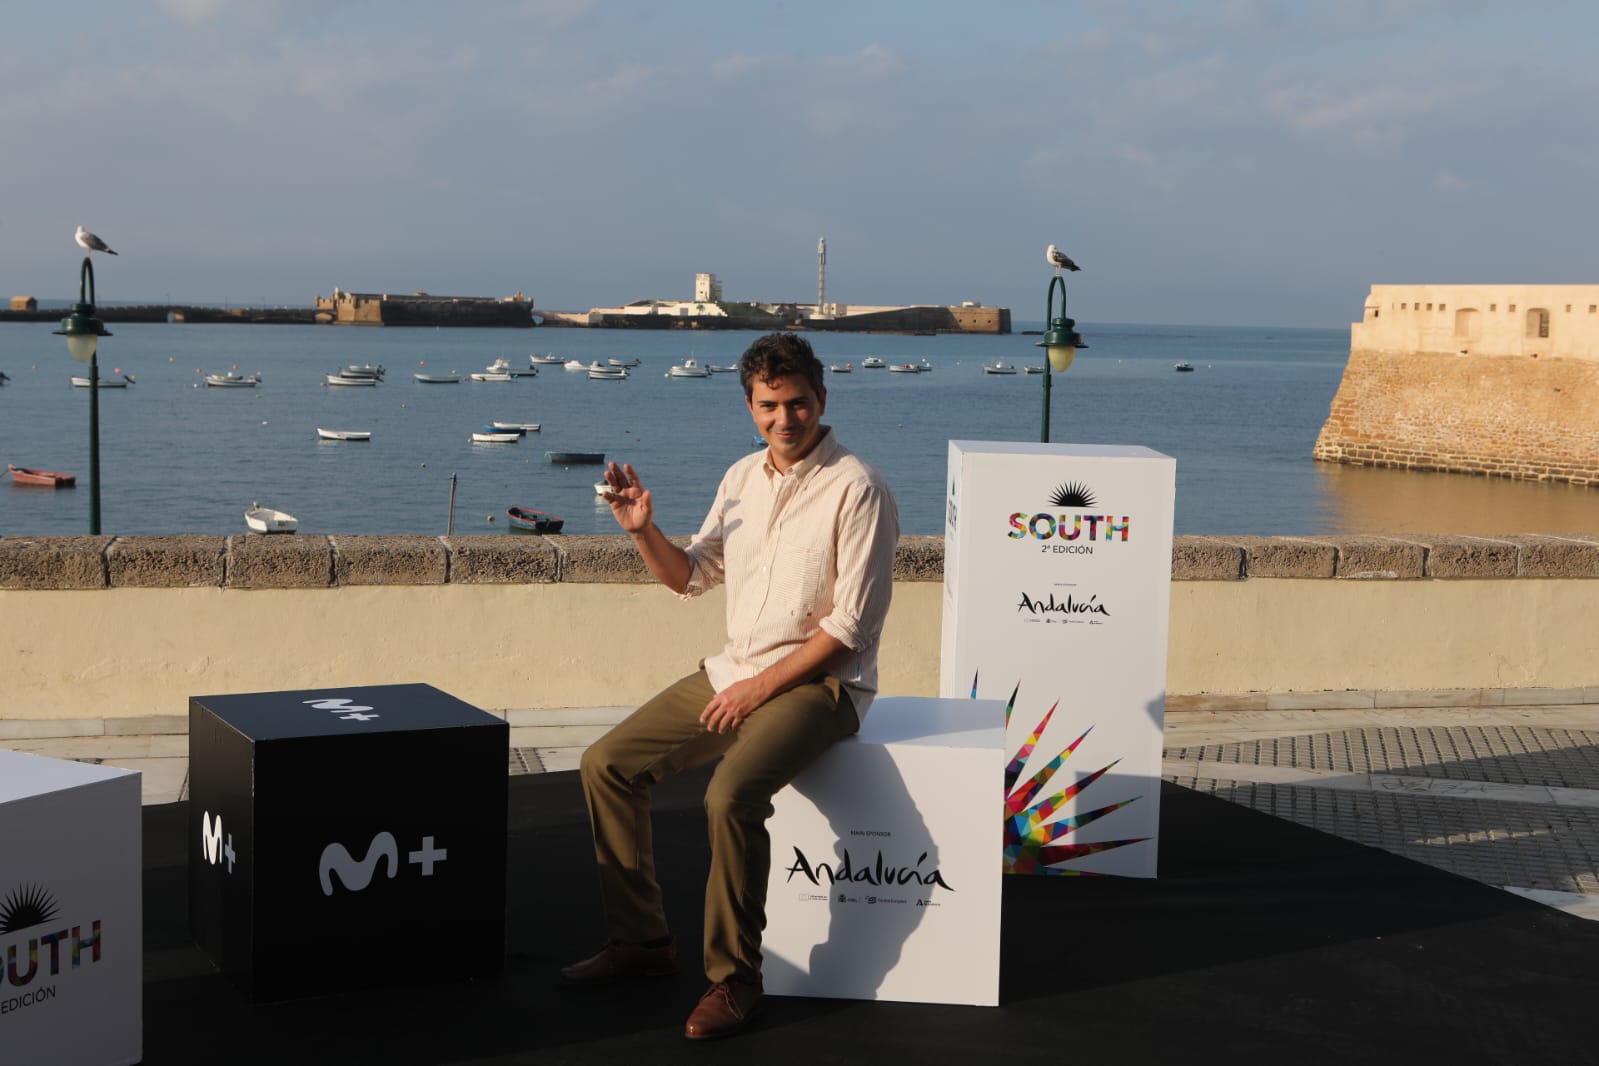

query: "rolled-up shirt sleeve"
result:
(680, 479), (729, 598)
(817, 478), (899, 651)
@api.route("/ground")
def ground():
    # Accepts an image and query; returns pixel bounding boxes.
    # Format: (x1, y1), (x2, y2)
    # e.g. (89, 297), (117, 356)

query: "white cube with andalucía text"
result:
(762, 696), (1005, 1006)
(0, 751), (142, 1066)
(941, 441), (1175, 878)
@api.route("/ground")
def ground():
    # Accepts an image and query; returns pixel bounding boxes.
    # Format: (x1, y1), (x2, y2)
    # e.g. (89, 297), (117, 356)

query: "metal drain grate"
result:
(1166, 726), (1599, 790)
(508, 747), (548, 776)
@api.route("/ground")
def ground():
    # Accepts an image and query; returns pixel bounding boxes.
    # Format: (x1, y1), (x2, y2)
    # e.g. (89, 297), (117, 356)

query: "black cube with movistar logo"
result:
(188, 683), (508, 1001)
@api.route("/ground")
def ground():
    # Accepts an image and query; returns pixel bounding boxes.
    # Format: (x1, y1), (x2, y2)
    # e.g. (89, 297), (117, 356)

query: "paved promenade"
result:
(7, 701), (1597, 921)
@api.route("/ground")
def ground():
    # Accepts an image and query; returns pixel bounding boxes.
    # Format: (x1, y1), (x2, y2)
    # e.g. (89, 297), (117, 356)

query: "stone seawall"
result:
(1315, 349), (1599, 484)
(5, 532), (1599, 727)
(13, 530), (1599, 589)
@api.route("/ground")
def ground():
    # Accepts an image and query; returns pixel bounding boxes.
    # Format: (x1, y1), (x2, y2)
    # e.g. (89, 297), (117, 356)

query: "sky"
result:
(3, 0), (1597, 328)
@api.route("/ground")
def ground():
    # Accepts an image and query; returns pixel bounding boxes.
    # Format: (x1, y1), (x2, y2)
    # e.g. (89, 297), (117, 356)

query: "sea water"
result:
(4, 320), (1599, 538)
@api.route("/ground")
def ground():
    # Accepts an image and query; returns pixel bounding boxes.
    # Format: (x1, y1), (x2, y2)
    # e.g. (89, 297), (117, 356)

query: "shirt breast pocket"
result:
(771, 547), (825, 620)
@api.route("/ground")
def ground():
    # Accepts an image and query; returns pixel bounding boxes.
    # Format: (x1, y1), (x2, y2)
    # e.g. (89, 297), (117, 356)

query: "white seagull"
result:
(1046, 244), (1079, 272)
(75, 226), (117, 256)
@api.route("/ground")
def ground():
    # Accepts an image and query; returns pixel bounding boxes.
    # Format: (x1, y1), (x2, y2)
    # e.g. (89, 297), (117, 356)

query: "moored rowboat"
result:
(245, 503), (298, 534)
(506, 506), (565, 534)
(8, 464), (75, 487)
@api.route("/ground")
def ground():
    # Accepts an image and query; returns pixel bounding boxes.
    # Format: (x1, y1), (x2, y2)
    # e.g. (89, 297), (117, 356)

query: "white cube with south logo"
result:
(0, 751), (141, 1066)
(941, 441), (1176, 879)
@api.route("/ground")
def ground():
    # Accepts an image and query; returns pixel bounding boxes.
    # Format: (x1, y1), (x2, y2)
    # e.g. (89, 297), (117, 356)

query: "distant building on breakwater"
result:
(314, 288), (534, 328)
(542, 268), (1009, 335)
(1315, 284), (1599, 486)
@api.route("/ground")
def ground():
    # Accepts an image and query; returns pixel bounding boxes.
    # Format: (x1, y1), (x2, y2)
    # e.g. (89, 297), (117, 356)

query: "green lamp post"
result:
(1037, 272), (1086, 443)
(53, 259), (113, 533)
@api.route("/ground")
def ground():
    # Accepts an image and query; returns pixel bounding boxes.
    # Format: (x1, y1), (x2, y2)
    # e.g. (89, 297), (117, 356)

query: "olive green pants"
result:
(578, 668), (859, 986)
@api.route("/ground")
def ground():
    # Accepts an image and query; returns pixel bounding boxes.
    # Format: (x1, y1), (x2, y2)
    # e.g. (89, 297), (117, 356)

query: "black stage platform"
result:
(142, 770), (1599, 1065)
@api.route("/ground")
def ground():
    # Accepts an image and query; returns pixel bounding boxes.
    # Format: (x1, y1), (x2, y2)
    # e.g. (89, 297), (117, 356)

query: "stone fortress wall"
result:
(5, 532), (1599, 731)
(1314, 285), (1599, 484)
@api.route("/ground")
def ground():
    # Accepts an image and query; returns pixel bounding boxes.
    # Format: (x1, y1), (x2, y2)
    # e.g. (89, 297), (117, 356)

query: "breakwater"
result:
(545, 304), (1010, 334)
(0, 305), (317, 325)
(5, 532), (1599, 727)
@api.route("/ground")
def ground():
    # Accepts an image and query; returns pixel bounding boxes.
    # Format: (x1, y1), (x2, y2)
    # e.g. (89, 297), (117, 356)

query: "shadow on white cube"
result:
(762, 696), (1005, 1006)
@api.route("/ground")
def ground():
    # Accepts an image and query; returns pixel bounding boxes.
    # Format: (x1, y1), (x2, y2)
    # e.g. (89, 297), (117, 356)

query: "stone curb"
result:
(4, 533), (1599, 589)
(8, 686), (1598, 738)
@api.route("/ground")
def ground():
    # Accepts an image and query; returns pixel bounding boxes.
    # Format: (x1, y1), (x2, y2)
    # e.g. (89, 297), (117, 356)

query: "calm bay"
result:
(5, 320), (1599, 538)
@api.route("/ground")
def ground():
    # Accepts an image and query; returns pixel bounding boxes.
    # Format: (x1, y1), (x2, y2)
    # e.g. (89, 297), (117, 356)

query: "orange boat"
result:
(8, 464), (76, 488)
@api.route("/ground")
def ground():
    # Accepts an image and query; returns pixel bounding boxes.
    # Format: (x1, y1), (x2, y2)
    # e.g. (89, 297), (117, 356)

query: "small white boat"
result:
(888, 362), (921, 373)
(861, 357), (886, 369)
(706, 364), (739, 373)
(1025, 365), (1045, 375)
(71, 374), (133, 388)
(982, 361), (1017, 375)
(607, 357), (642, 368)
(245, 502), (298, 534)
(487, 357), (538, 378)
(589, 363), (629, 380)
(414, 372), (460, 384)
(339, 363), (385, 379)
(530, 353), (567, 366)
(471, 431), (521, 443)
(469, 372), (514, 382)
(829, 363), (853, 374)
(594, 480), (614, 496)
(317, 428), (371, 441)
(204, 371), (260, 388)
(326, 374), (377, 387)
(667, 359), (711, 379)
(491, 421), (541, 432)
(1174, 361), (1195, 372)
(563, 359), (588, 372)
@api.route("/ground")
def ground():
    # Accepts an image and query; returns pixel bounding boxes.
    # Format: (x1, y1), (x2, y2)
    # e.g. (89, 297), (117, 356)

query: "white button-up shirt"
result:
(682, 427), (899, 722)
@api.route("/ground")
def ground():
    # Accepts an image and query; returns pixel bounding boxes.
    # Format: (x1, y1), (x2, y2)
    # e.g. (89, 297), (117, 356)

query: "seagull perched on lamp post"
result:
(1046, 244), (1079, 272)
(75, 226), (117, 256)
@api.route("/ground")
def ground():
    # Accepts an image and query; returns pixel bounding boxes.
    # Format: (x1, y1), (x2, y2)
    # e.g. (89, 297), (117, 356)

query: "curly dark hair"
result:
(737, 333), (825, 398)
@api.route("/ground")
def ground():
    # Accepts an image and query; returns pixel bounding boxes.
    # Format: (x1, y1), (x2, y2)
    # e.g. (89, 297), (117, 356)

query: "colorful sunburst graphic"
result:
(974, 673), (1146, 875)
(0, 882), (60, 933)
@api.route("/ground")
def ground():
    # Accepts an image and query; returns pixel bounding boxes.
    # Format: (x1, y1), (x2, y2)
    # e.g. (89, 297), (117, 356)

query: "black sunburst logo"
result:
(0, 883), (60, 934)
(1049, 481), (1097, 508)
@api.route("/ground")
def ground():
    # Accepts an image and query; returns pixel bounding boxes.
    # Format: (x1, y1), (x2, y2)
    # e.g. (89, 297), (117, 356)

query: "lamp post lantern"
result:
(53, 258), (112, 533)
(1036, 271), (1086, 443)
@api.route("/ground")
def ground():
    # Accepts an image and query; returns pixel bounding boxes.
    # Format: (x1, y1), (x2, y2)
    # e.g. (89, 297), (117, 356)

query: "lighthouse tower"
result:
(817, 236), (827, 314)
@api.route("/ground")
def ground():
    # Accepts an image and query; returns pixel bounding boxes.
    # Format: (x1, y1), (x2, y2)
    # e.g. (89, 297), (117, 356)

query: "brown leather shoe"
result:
(683, 981), (762, 1040)
(559, 938), (678, 987)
